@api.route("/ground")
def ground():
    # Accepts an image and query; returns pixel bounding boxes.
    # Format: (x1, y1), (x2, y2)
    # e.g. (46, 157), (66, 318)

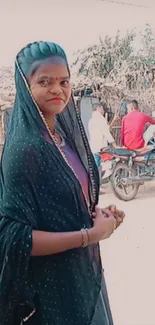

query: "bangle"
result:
(80, 228), (89, 247)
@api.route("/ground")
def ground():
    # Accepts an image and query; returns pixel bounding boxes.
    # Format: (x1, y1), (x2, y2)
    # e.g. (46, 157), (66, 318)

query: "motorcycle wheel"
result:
(110, 162), (139, 201)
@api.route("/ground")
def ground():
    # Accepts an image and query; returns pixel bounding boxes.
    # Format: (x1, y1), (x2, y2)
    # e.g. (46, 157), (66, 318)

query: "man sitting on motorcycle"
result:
(88, 102), (118, 167)
(121, 100), (155, 150)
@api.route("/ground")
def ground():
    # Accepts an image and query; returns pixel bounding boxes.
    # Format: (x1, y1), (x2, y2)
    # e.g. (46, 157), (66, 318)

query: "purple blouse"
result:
(44, 131), (89, 204)
(61, 140), (89, 203)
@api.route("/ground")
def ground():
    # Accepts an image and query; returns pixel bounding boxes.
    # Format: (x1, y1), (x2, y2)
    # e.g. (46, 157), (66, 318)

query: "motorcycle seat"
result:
(104, 145), (155, 157)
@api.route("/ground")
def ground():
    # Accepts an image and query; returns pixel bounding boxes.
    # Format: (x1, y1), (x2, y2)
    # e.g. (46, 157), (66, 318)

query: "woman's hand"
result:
(108, 205), (125, 229)
(88, 206), (116, 244)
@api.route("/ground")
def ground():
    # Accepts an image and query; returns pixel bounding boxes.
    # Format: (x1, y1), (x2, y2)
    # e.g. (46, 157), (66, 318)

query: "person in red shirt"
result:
(121, 100), (155, 150)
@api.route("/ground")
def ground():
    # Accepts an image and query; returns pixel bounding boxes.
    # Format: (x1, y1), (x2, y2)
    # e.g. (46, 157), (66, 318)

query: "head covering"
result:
(0, 42), (101, 325)
(17, 41), (68, 76)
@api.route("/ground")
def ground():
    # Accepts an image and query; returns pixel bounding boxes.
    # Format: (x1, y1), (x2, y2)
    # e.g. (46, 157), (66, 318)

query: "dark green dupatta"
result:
(0, 42), (101, 325)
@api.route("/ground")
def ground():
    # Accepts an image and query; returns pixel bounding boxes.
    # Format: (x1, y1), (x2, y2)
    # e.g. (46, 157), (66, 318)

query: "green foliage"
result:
(140, 24), (155, 60)
(72, 30), (136, 80)
(72, 25), (155, 112)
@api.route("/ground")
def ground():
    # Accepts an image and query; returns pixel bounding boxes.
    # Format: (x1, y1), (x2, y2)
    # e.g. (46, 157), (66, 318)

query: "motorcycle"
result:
(100, 124), (155, 201)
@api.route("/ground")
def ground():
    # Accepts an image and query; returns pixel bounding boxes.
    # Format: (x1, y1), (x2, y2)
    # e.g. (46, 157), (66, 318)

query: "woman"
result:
(0, 41), (124, 325)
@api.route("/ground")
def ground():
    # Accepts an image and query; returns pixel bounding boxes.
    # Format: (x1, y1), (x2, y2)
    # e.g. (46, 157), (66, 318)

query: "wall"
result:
(0, 107), (13, 154)
(80, 96), (99, 140)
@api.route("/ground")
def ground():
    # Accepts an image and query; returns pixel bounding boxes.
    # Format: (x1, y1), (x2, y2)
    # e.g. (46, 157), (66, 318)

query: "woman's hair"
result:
(17, 41), (69, 77)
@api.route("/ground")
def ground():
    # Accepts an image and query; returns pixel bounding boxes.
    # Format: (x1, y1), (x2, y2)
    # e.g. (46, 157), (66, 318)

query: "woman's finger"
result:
(108, 205), (116, 214)
(101, 208), (113, 218)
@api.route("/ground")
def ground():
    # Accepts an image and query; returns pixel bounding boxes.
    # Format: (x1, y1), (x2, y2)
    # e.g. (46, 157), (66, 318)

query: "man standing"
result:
(88, 103), (117, 167)
(121, 100), (155, 150)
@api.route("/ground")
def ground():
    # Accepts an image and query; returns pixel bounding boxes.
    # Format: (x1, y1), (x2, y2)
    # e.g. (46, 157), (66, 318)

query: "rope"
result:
(99, 0), (155, 9)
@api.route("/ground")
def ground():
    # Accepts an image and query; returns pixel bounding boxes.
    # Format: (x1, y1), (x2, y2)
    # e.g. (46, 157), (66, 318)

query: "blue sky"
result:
(0, 0), (155, 66)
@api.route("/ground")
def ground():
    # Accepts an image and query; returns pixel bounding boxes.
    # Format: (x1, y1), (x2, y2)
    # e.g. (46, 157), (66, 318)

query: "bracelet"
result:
(80, 228), (89, 247)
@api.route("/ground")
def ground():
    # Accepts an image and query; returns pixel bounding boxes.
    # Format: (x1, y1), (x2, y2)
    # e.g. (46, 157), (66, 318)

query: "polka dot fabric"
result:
(0, 42), (111, 325)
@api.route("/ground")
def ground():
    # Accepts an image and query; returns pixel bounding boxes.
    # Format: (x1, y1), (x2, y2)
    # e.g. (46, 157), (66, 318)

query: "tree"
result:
(72, 30), (136, 86)
(71, 26), (155, 114)
(140, 24), (155, 61)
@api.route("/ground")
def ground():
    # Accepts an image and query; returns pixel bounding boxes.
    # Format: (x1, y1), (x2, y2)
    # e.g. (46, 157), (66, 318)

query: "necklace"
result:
(48, 125), (90, 211)
(41, 112), (95, 214)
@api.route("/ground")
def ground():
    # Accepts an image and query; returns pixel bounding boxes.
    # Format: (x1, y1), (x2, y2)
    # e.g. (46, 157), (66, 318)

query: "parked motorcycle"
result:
(100, 124), (155, 201)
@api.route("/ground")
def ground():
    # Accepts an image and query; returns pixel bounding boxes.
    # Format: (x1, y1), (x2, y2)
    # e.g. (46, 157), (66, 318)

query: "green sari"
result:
(0, 42), (113, 325)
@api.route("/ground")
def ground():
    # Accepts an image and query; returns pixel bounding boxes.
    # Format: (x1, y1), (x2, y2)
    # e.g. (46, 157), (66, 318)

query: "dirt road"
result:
(99, 182), (155, 325)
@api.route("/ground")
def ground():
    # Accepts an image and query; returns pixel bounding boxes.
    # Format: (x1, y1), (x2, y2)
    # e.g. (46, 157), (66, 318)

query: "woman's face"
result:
(28, 58), (71, 117)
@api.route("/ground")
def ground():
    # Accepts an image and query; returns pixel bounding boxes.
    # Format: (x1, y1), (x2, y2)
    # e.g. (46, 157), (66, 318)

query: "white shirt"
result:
(88, 111), (114, 153)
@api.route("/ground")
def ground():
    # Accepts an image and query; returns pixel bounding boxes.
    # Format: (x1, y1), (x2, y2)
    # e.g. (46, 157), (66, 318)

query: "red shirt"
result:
(121, 110), (155, 149)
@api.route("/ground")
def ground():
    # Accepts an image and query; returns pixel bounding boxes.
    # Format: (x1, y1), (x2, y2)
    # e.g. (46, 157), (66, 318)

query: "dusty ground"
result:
(99, 181), (155, 325)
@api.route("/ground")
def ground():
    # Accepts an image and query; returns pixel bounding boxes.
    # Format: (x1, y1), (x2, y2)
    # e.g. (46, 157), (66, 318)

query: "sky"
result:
(0, 0), (155, 66)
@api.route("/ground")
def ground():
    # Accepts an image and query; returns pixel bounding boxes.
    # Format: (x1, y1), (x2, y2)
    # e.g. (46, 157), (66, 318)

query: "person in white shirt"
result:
(88, 103), (117, 167)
